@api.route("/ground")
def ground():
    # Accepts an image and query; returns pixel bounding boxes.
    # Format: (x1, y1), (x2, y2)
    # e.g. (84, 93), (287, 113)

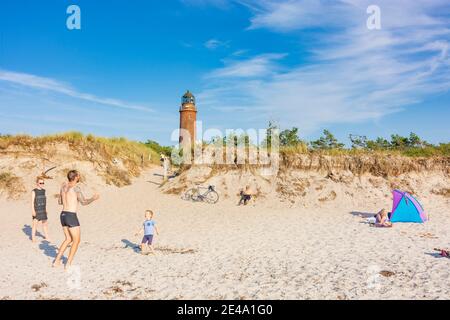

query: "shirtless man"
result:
(53, 170), (100, 269)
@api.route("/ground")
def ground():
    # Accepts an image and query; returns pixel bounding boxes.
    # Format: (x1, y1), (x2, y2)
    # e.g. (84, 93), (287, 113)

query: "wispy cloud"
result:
(206, 53), (287, 78)
(180, 41), (194, 48)
(196, 0), (450, 133)
(245, 0), (353, 31)
(231, 49), (249, 57)
(204, 38), (230, 50)
(180, 0), (231, 9)
(0, 69), (154, 113)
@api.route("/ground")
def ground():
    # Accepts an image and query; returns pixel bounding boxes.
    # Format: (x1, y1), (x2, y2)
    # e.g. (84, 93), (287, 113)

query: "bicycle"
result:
(182, 185), (219, 204)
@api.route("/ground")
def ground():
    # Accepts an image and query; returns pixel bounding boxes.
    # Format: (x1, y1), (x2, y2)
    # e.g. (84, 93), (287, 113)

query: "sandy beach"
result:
(1, 165), (449, 300)
(2, 0), (450, 304)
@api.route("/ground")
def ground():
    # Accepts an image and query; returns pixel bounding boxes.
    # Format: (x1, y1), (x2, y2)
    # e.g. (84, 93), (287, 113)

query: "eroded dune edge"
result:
(1, 139), (449, 300)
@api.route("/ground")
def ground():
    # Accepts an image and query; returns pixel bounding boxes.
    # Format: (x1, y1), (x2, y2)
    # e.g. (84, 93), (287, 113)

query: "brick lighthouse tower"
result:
(179, 90), (197, 150)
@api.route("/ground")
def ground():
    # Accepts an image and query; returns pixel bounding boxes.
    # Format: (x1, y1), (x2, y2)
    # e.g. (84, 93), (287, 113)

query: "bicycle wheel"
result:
(182, 188), (198, 202)
(204, 190), (219, 204)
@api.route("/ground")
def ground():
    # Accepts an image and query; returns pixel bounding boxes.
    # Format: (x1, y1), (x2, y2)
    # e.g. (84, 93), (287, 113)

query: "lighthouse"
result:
(179, 90), (197, 150)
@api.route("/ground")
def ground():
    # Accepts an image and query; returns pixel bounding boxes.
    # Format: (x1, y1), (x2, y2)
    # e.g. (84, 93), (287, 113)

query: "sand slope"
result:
(0, 166), (449, 300)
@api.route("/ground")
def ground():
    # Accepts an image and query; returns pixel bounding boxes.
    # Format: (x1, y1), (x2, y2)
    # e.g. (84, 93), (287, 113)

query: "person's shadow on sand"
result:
(153, 173), (178, 179)
(39, 241), (60, 259)
(121, 239), (141, 253)
(425, 252), (450, 259)
(22, 224), (44, 240)
(350, 211), (376, 219)
(23, 225), (66, 263)
(147, 180), (162, 186)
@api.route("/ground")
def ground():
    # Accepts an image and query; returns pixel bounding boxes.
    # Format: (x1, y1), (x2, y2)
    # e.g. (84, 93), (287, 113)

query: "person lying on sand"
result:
(31, 176), (50, 242)
(375, 209), (392, 228)
(53, 170), (100, 270)
(238, 185), (254, 206)
(434, 248), (450, 258)
(135, 210), (159, 255)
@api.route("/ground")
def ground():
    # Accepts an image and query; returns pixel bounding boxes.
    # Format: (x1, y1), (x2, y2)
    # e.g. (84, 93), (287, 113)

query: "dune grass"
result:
(0, 172), (25, 199)
(1, 132), (448, 186)
(0, 132), (161, 187)
(1, 132), (159, 160)
(278, 143), (450, 158)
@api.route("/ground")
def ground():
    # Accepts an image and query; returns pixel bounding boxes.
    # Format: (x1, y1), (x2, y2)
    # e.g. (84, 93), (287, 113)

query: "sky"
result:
(0, 0), (449, 146)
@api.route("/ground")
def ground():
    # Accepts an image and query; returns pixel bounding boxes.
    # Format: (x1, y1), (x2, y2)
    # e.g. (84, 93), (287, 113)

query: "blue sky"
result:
(0, 0), (449, 146)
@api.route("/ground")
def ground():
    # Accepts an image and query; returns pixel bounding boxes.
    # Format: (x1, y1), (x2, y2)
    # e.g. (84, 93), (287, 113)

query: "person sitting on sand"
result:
(53, 170), (100, 269)
(135, 210), (159, 254)
(238, 185), (254, 206)
(375, 209), (392, 228)
(31, 176), (50, 242)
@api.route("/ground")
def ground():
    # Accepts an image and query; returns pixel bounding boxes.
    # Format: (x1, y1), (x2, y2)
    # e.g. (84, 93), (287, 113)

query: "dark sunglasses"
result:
(38, 182), (45, 185)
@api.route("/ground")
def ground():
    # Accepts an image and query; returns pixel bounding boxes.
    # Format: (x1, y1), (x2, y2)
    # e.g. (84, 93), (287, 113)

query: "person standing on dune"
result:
(53, 170), (100, 269)
(161, 154), (171, 182)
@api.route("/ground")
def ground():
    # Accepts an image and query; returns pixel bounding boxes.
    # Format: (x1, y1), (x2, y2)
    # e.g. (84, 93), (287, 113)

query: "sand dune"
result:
(0, 165), (449, 300)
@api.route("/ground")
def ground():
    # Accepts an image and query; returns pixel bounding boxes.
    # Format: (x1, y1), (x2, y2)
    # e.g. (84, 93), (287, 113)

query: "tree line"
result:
(144, 122), (449, 156)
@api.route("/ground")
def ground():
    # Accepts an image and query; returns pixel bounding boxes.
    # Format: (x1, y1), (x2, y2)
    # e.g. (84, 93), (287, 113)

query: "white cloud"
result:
(197, 0), (450, 134)
(0, 69), (154, 113)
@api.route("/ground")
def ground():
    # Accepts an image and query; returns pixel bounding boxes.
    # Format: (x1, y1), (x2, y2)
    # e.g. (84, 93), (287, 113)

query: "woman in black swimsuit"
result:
(31, 177), (50, 242)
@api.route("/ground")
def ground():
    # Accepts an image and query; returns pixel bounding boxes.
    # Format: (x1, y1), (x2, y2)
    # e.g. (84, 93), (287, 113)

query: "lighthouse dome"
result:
(181, 90), (195, 105)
